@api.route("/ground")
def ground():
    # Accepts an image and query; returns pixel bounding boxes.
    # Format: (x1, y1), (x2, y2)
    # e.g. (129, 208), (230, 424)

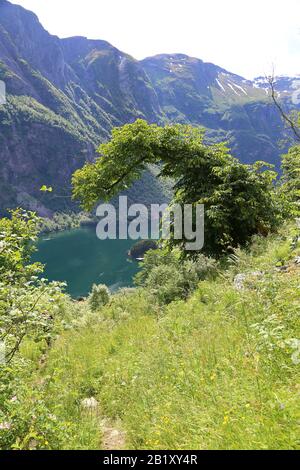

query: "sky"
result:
(10, 0), (300, 79)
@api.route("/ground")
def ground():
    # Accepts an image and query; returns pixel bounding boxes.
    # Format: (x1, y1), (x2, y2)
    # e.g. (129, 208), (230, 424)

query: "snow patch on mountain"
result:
(232, 83), (248, 96)
(216, 79), (225, 92)
(227, 82), (239, 96)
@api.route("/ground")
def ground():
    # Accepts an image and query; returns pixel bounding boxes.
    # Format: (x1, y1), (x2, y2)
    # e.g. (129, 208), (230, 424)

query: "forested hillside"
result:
(0, 0), (297, 215)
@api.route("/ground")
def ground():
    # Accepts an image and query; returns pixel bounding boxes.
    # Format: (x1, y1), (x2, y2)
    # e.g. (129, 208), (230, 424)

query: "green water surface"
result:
(33, 227), (139, 298)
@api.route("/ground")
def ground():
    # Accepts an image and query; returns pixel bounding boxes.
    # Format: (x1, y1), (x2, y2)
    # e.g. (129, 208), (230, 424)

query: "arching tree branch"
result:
(268, 75), (300, 142)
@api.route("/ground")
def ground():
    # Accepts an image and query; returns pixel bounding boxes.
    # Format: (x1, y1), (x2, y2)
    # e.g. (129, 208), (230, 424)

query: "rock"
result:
(129, 240), (158, 260)
(0, 422), (11, 430)
(276, 265), (289, 272)
(250, 271), (264, 277)
(234, 274), (247, 290)
(81, 397), (99, 410)
(234, 271), (264, 290)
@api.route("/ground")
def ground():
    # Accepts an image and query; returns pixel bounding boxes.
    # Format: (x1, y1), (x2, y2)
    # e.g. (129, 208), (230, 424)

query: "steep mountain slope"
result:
(0, 0), (165, 215)
(0, 0), (295, 215)
(254, 75), (300, 101)
(141, 54), (286, 164)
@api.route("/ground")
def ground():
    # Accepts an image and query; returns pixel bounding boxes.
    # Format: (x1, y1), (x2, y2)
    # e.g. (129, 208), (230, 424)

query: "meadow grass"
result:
(35, 225), (300, 449)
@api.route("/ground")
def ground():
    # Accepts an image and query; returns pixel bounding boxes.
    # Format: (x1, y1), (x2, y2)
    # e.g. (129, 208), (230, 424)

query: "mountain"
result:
(0, 0), (166, 215)
(254, 75), (300, 97)
(0, 0), (296, 215)
(141, 54), (289, 164)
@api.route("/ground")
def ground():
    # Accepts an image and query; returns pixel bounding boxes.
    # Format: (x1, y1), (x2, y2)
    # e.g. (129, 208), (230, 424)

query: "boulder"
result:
(81, 397), (99, 410)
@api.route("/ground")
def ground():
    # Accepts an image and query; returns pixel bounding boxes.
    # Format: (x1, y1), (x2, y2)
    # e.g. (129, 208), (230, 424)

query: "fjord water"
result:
(33, 227), (139, 298)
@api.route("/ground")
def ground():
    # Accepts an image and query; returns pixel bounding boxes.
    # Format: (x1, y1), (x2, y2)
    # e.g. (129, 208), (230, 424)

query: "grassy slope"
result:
(25, 224), (300, 450)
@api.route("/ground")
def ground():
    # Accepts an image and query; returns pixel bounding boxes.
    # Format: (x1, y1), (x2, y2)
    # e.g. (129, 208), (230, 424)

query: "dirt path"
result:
(81, 398), (126, 449)
(100, 418), (126, 450)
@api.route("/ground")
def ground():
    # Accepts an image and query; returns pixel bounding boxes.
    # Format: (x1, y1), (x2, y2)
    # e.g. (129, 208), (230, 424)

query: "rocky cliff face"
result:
(0, 0), (296, 215)
(141, 54), (289, 164)
(0, 0), (164, 215)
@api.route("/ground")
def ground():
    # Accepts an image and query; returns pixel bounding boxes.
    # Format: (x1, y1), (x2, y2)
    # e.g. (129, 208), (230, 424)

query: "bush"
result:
(135, 249), (217, 304)
(0, 362), (72, 450)
(279, 145), (300, 216)
(88, 284), (110, 312)
(0, 210), (64, 362)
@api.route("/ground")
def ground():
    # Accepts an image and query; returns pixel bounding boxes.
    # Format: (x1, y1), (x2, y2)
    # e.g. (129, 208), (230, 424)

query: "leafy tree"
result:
(171, 159), (280, 255)
(279, 145), (300, 216)
(268, 76), (300, 143)
(0, 209), (42, 283)
(0, 210), (63, 362)
(73, 120), (281, 255)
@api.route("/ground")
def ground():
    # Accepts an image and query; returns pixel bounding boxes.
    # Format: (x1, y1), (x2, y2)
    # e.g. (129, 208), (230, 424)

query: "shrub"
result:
(279, 145), (300, 216)
(0, 210), (64, 362)
(88, 284), (110, 312)
(135, 249), (217, 304)
(0, 362), (72, 450)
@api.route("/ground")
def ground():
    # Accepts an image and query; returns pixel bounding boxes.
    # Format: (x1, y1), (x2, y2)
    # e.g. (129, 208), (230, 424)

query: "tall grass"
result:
(35, 226), (300, 449)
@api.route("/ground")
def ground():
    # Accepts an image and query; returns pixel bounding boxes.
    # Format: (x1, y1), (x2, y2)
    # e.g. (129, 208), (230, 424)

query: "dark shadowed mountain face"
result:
(0, 0), (296, 215)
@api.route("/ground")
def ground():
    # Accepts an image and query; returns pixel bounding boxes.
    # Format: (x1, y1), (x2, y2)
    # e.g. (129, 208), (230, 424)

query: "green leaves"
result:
(40, 185), (53, 193)
(73, 120), (281, 255)
(72, 120), (207, 210)
(88, 284), (110, 312)
(0, 210), (64, 362)
(135, 249), (217, 305)
(279, 145), (300, 216)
